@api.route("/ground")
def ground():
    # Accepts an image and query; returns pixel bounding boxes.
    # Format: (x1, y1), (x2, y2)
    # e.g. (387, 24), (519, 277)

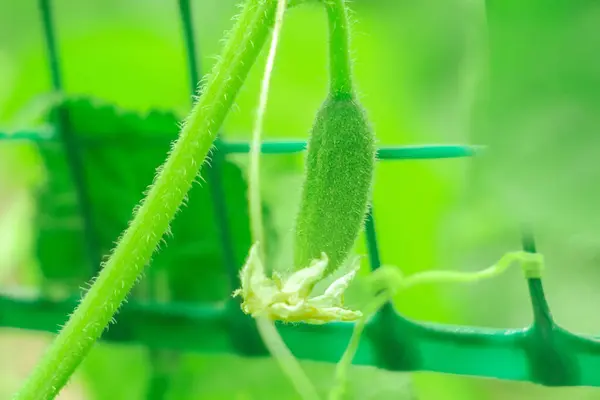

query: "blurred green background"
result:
(2, 0), (600, 399)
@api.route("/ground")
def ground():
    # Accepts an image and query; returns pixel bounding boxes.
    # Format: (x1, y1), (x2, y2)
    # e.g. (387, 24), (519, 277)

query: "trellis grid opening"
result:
(1, 0), (599, 390)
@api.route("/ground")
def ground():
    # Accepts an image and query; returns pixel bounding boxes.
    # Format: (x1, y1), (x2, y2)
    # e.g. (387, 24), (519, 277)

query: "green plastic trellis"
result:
(2, 0), (600, 389)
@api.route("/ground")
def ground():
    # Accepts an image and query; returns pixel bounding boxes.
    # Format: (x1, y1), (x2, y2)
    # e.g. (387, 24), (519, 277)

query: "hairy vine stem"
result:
(14, 1), (278, 398)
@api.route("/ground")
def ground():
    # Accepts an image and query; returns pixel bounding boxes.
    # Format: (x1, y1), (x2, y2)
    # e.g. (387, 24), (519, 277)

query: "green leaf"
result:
(35, 96), (275, 301)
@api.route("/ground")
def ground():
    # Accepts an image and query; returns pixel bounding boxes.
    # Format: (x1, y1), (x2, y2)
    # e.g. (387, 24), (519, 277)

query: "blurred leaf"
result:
(79, 342), (149, 400)
(0, 191), (35, 282)
(470, 0), (600, 239)
(165, 354), (416, 400)
(6, 93), (64, 129)
(0, 142), (44, 286)
(0, 25), (189, 124)
(35, 96), (275, 301)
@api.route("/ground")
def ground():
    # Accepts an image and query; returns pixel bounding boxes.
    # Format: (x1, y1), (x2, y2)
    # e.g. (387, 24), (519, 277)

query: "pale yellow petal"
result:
(238, 243), (262, 298)
(234, 250), (362, 325)
(281, 253), (328, 294)
(323, 268), (358, 300)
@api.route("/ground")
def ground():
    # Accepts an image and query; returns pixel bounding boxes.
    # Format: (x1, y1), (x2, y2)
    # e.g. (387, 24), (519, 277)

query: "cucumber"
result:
(294, 95), (376, 276)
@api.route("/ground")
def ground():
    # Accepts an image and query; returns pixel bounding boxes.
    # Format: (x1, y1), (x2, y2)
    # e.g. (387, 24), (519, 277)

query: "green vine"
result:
(245, 0), (321, 399)
(13, 1), (279, 399)
(328, 251), (544, 399)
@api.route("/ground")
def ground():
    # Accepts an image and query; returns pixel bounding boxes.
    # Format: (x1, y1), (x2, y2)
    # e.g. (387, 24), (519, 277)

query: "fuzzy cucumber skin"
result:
(294, 96), (376, 276)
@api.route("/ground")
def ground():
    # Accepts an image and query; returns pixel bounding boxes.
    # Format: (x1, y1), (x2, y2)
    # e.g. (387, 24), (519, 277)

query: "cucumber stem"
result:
(324, 0), (355, 99)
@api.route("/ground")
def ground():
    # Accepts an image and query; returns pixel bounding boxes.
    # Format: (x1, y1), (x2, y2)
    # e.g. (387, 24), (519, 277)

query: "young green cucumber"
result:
(294, 95), (376, 276)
